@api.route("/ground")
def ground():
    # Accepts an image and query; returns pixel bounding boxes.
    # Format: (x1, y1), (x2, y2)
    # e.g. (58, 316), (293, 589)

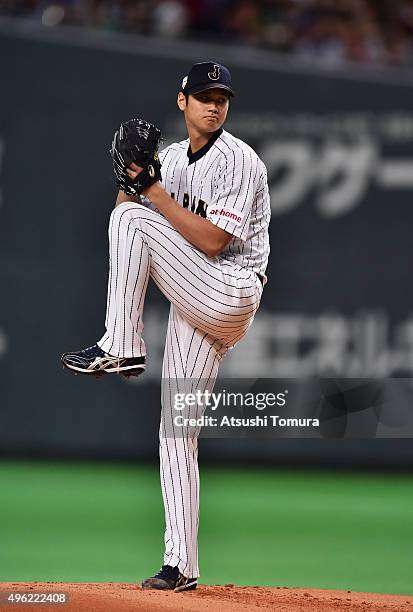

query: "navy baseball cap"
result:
(181, 62), (235, 97)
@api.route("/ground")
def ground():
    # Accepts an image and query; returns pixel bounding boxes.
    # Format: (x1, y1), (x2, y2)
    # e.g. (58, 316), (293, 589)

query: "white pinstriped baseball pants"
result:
(98, 202), (262, 578)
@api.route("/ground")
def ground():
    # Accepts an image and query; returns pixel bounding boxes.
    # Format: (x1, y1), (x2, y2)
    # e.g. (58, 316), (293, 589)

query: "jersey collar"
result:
(187, 128), (223, 165)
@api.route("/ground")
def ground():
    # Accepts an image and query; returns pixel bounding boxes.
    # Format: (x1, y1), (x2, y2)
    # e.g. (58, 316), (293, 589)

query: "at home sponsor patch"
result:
(209, 208), (244, 224)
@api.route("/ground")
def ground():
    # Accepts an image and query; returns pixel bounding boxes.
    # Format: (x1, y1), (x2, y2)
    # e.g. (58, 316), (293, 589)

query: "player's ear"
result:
(177, 92), (187, 112)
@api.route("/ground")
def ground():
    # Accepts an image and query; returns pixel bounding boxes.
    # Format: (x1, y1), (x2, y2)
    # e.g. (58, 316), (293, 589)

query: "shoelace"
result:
(155, 565), (178, 580)
(80, 345), (122, 370)
(81, 345), (102, 358)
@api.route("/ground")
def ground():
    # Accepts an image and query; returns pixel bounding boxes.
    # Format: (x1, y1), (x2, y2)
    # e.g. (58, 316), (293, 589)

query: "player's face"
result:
(178, 89), (230, 134)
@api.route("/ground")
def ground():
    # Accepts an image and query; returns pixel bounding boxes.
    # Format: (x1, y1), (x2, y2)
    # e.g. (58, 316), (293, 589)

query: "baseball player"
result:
(61, 61), (270, 591)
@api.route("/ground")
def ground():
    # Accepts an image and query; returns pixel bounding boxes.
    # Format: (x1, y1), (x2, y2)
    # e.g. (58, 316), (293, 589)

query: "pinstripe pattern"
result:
(99, 204), (261, 357)
(160, 308), (223, 579)
(158, 130), (271, 283)
(97, 128), (270, 580)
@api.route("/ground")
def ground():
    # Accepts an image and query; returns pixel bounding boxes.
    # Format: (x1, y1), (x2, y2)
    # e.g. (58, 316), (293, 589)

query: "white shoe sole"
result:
(63, 362), (145, 375)
(174, 580), (197, 592)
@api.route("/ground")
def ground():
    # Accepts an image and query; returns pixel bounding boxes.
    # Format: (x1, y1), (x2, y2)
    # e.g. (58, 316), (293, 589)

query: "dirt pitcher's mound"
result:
(0, 582), (412, 612)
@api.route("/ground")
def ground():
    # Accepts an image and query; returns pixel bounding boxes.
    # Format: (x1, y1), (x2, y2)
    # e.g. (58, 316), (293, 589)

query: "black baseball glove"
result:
(110, 118), (162, 196)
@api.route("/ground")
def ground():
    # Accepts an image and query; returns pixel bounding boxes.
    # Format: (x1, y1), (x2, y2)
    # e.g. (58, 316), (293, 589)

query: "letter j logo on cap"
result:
(208, 64), (220, 81)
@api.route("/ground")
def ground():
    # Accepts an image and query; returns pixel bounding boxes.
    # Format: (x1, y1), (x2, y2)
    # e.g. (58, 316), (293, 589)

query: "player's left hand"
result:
(110, 118), (162, 196)
(126, 162), (163, 197)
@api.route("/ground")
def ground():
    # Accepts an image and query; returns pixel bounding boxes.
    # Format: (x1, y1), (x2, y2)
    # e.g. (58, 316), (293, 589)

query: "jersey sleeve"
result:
(207, 145), (256, 241)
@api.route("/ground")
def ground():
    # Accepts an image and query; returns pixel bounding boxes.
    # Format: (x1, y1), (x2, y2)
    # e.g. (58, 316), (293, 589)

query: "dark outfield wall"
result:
(0, 27), (412, 465)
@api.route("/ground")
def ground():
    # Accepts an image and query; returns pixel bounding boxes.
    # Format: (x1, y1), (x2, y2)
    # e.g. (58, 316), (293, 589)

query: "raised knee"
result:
(109, 201), (146, 227)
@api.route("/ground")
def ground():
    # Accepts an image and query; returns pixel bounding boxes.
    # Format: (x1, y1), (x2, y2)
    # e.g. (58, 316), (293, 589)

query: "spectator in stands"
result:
(1, 0), (413, 67)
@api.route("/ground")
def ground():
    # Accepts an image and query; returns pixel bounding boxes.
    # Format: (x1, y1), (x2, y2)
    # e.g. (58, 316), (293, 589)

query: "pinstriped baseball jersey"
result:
(157, 128), (271, 280)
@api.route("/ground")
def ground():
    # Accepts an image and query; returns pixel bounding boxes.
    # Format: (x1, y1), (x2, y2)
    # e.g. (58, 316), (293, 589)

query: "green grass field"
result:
(0, 460), (412, 595)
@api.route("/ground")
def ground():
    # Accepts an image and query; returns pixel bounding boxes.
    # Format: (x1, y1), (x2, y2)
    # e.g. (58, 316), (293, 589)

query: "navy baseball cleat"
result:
(61, 344), (145, 377)
(141, 565), (197, 592)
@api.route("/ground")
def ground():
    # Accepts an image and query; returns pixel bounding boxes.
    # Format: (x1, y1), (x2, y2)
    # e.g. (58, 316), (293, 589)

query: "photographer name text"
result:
(174, 415), (319, 428)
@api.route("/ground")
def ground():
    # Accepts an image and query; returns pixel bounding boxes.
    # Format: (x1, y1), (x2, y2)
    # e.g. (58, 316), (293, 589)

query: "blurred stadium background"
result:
(0, 0), (412, 596)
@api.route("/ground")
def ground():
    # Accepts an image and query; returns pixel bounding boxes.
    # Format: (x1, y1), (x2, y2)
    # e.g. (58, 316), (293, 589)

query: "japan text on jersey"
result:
(155, 128), (271, 280)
